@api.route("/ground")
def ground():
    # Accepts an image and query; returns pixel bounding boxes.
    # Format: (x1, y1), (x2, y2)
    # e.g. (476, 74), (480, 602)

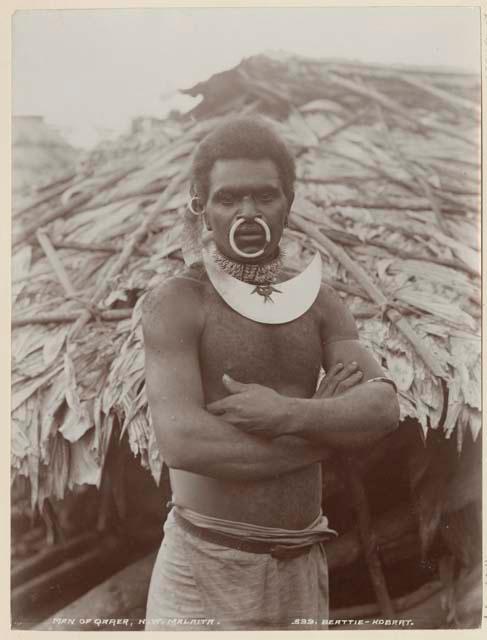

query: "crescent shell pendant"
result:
(203, 248), (322, 325)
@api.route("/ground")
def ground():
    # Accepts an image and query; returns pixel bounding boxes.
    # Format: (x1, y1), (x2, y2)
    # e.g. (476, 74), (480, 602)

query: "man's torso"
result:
(170, 267), (326, 530)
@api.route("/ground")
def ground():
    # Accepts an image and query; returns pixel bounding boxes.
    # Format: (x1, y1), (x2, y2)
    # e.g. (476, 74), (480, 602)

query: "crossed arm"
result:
(143, 279), (399, 482)
(208, 339), (399, 448)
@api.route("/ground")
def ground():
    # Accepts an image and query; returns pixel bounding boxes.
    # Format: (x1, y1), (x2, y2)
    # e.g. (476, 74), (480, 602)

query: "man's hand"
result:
(206, 374), (288, 438)
(314, 362), (363, 399)
(206, 365), (363, 438)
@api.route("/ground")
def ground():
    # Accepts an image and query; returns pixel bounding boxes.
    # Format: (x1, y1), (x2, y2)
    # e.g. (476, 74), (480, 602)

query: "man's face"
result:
(205, 158), (292, 263)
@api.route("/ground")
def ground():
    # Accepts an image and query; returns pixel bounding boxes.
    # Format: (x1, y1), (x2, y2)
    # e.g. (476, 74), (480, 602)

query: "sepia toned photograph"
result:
(10, 5), (482, 632)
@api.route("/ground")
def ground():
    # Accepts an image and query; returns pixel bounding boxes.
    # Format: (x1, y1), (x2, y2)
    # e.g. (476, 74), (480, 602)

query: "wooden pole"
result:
(36, 231), (78, 298)
(12, 309), (133, 327)
(50, 239), (151, 256)
(345, 457), (395, 618)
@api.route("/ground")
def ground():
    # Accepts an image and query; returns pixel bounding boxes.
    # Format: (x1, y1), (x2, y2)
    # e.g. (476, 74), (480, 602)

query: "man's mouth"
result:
(228, 218), (271, 259)
(235, 227), (266, 244)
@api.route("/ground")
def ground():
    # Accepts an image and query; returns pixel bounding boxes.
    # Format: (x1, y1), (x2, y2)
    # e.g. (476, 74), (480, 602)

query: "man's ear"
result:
(189, 183), (207, 216)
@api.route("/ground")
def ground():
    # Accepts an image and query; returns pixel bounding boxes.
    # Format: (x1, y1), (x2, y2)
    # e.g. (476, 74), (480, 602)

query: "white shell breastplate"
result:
(203, 248), (322, 325)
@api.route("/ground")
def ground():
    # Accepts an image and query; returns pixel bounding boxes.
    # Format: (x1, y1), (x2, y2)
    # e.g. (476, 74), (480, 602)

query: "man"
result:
(142, 117), (399, 631)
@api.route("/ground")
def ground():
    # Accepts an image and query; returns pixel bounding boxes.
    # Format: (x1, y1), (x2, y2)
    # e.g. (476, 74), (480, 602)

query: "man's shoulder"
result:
(142, 266), (208, 337)
(314, 282), (359, 341)
(315, 282), (347, 314)
(144, 265), (207, 305)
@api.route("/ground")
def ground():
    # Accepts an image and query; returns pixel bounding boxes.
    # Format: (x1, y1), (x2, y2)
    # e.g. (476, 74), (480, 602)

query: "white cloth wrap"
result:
(145, 508), (332, 631)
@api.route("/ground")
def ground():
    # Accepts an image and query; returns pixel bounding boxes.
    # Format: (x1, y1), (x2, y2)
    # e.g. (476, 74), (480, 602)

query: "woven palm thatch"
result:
(11, 53), (480, 509)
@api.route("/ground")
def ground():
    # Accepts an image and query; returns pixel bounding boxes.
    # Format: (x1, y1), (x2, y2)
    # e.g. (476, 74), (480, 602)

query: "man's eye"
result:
(219, 194), (235, 205)
(259, 192), (275, 203)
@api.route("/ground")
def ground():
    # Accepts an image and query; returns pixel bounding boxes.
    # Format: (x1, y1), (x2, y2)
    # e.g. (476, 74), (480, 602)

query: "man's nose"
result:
(239, 195), (258, 219)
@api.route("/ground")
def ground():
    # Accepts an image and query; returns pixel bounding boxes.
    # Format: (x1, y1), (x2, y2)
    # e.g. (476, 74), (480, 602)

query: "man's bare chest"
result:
(199, 285), (323, 401)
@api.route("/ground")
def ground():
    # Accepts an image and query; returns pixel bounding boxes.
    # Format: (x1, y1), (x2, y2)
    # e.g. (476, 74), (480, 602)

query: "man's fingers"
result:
(315, 363), (343, 396)
(222, 373), (249, 394)
(206, 399), (229, 415)
(326, 363), (344, 377)
(337, 370), (363, 393)
(333, 361), (360, 383)
(315, 362), (363, 398)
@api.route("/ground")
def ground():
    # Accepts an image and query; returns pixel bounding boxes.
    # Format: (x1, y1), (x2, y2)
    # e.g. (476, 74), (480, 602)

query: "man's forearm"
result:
(155, 405), (328, 480)
(282, 382), (399, 448)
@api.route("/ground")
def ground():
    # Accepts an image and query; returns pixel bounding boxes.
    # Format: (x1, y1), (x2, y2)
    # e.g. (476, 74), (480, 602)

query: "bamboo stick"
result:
(36, 171), (78, 193)
(292, 213), (447, 378)
(36, 231), (78, 298)
(400, 74), (480, 118)
(50, 239), (151, 257)
(345, 458), (395, 617)
(12, 308), (133, 327)
(13, 165), (139, 247)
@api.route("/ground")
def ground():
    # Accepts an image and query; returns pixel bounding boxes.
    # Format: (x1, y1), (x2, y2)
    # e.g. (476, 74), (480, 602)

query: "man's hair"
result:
(190, 117), (296, 205)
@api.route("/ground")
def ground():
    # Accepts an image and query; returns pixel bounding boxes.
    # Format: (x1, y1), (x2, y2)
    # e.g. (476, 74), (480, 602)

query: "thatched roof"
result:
(11, 53), (480, 508)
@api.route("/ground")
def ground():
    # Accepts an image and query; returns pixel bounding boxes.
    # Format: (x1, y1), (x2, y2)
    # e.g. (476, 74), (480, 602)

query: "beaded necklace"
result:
(211, 247), (283, 285)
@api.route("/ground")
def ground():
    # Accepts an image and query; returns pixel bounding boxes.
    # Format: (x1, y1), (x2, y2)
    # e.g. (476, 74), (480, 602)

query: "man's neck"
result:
(211, 246), (282, 284)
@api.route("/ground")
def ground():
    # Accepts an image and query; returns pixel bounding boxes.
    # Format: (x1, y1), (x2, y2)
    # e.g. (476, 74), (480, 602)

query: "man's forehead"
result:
(209, 158), (281, 191)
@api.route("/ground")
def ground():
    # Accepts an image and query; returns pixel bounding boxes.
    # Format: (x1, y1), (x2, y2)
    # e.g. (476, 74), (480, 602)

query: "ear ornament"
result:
(188, 195), (205, 216)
